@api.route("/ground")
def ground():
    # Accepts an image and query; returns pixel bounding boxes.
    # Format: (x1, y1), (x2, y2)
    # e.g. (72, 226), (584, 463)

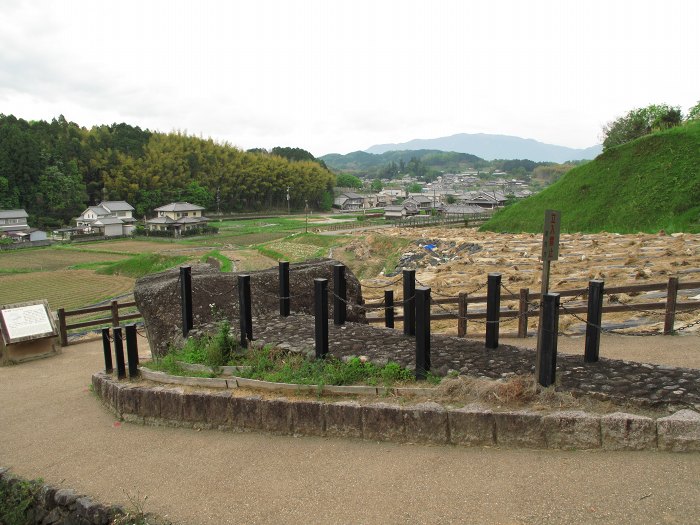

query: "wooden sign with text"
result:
(541, 210), (561, 261)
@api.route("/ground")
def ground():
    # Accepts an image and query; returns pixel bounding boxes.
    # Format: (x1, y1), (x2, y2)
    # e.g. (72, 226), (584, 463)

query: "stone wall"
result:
(0, 467), (124, 525)
(93, 372), (700, 452)
(134, 259), (365, 356)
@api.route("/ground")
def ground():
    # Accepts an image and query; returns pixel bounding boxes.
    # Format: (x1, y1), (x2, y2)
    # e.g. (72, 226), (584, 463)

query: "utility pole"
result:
(286, 186), (290, 214)
(305, 199), (309, 233)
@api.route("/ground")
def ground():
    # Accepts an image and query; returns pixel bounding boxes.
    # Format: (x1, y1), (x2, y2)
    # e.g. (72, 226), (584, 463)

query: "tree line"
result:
(0, 114), (335, 227)
(602, 101), (700, 151)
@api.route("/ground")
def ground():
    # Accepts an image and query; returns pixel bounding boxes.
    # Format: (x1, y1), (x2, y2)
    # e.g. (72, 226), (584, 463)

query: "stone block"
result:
(601, 412), (656, 450)
(657, 409), (700, 452)
(362, 402), (405, 442)
(54, 488), (78, 506)
(448, 405), (495, 446)
(182, 391), (209, 422)
(157, 388), (184, 421)
(117, 386), (140, 415)
(543, 411), (601, 450)
(39, 485), (57, 510)
(290, 400), (325, 436)
(494, 411), (546, 448)
(230, 396), (262, 430)
(403, 402), (448, 444)
(137, 387), (161, 419)
(206, 392), (231, 426)
(324, 401), (363, 439)
(260, 398), (292, 434)
(76, 496), (100, 522)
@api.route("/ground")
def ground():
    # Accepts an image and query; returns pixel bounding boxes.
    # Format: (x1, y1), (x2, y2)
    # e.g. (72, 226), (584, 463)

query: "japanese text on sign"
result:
(541, 210), (561, 261)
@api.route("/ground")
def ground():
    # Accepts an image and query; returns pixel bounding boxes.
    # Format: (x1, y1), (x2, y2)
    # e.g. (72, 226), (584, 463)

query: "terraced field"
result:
(0, 269), (135, 310)
(0, 247), (129, 272)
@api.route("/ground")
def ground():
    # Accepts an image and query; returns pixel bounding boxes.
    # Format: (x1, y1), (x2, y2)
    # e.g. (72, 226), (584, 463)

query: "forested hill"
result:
(321, 149), (483, 173)
(482, 121), (700, 234)
(0, 114), (334, 227)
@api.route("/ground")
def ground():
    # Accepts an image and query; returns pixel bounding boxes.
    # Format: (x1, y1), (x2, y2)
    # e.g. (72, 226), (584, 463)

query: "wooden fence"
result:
(57, 300), (142, 346)
(364, 277), (700, 337)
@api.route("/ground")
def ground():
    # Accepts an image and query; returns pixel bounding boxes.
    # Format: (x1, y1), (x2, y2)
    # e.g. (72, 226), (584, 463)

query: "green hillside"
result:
(482, 121), (700, 234)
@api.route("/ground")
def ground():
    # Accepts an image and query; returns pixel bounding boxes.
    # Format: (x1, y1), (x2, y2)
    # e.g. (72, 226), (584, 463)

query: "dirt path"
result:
(1, 340), (698, 524)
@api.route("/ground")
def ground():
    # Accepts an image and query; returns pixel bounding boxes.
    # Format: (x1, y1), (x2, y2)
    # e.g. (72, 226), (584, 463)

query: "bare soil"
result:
(344, 227), (700, 335)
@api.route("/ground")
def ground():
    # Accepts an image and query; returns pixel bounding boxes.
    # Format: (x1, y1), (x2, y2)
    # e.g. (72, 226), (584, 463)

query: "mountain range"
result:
(365, 133), (602, 163)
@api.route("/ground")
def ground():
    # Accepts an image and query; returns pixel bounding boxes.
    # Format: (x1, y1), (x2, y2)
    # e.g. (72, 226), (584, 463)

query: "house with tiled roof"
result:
(145, 202), (210, 236)
(75, 200), (136, 236)
(0, 209), (30, 234)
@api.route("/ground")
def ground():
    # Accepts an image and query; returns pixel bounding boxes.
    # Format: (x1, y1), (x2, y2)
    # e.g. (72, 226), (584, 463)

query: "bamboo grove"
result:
(0, 114), (335, 227)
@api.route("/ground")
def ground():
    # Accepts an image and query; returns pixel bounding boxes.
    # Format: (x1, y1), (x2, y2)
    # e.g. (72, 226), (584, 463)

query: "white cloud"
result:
(1, 0), (698, 156)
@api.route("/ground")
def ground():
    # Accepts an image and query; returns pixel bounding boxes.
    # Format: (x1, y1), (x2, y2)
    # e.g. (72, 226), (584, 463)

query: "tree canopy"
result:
(601, 104), (683, 151)
(0, 114), (335, 226)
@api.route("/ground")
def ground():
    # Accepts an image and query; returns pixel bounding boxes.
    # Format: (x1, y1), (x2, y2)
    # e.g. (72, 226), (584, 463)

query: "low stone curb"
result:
(0, 467), (168, 525)
(138, 367), (436, 397)
(93, 373), (700, 452)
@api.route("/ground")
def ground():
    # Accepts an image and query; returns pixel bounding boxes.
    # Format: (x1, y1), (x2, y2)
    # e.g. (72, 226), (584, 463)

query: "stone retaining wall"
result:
(0, 467), (124, 525)
(92, 373), (700, 452)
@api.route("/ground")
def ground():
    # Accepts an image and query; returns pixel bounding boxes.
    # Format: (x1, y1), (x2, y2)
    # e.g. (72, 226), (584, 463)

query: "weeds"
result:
(0, 476), (43, 525)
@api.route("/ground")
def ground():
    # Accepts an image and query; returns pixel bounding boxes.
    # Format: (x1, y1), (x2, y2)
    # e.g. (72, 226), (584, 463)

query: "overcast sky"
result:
(1, 0), (698, 157)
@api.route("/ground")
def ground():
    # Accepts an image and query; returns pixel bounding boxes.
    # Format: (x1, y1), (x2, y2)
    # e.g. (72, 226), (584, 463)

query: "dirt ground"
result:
(344, 228), (700, 335)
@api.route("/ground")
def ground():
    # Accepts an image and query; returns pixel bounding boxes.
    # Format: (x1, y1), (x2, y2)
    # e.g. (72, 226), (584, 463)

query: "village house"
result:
(0, 209), (30, 235)
(404, 194), (435, 211)
(145, 202), (210, 236)
(75, 200), (137, 237)
(383, 201), (419, 219)
(333, 192), (365, 211)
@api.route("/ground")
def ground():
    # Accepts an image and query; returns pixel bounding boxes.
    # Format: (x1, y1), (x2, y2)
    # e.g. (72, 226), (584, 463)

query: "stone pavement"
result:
(251, 312), (700, 410)
(1, 339), (700, 524)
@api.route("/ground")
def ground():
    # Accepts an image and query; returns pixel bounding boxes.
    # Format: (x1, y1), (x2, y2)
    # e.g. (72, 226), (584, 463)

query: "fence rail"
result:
(364, 278), (700, 336)
(57, 300), (142, 346)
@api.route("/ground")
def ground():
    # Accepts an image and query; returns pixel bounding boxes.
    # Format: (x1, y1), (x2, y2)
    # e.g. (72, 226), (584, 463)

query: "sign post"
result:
(0, 300), (60, 365)
(536, 210), (561, 383)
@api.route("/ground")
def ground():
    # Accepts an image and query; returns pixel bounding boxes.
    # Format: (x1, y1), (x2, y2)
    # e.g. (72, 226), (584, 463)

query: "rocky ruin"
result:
(134, 259), (365, 356)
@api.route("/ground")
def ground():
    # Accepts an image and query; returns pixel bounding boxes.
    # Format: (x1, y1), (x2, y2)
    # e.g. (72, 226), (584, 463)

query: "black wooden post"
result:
(180, 265), (193, 337)
(403, 269), (416, 336)
(485, 273), (501, 349)
(584, 280), (604, 363)
(279, 261), (290, 317)
(333, 264), (347, 325)
(113, 327), (126, 380)
(101, 327), (113, 374)
(314, 278), (329, 359)
(384, 290), (394, 329)
(125, 324), (139, 377)
(238, 274), (252, 348)
(536, 293), (560, 387)
(415, 287), (431, 380)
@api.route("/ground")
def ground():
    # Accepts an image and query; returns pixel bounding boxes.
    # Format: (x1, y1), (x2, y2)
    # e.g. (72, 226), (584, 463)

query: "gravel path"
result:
(1, 339), (699, 524)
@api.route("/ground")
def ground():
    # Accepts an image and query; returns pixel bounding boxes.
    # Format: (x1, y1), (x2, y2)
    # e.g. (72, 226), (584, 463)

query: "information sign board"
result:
(541, 210), (561, 261)
(0, 301), (57, 344)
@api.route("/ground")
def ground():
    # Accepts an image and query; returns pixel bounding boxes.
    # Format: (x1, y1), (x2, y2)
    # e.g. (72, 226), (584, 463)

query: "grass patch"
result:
(201, 250), (233, 272)
(482, 121), (700, 234)
(94, 253), (190, 278)
(235, 346), (415, 387)
(143, 324), (426, 388)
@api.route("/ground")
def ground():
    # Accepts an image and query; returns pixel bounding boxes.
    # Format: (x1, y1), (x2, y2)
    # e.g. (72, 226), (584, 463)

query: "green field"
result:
(0, 215), (375, 311)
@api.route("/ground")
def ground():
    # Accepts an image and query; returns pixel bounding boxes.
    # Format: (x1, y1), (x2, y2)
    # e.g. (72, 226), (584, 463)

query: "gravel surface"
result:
(1, 339), (699, 524)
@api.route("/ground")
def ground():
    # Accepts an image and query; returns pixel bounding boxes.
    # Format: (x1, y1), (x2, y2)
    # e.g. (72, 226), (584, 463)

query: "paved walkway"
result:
(1, 338), (699, 525)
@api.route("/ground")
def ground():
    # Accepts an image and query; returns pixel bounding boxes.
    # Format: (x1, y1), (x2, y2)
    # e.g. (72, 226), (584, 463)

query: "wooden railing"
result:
(364, 277), (700, 337)
(57, 300), (142, 346)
